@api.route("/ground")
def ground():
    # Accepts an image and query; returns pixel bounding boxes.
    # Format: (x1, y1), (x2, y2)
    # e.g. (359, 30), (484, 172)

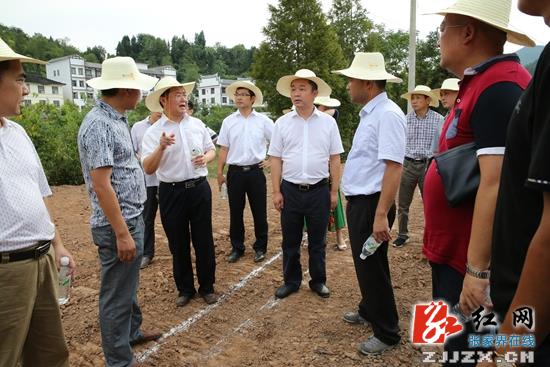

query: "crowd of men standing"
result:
(1, 0), (549, 366)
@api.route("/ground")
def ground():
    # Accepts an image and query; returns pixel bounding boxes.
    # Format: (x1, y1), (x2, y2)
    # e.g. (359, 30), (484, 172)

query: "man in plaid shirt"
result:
(394, 85), (444, 248)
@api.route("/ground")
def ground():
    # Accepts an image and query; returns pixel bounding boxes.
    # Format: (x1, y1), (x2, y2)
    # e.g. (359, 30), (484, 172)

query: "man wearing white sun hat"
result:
(0, 36), (75, 367)
(433, 78), (461, 111)
(142, 76), (218, 308)
(217, 80), (274, 264)
(268, 69), (344, 300)
(332, 52), (406, 355)
(421, 0), (533, 364)
(78, 56), (160, 367)
(393, 85), (444, 248)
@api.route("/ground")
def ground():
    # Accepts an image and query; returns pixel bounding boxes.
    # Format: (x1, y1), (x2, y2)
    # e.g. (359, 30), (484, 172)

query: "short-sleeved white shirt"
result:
(131, 117), (160, 187)
(217, 110), (274, 166)
(268, 108), (344, 185)
(342, 92), (407, 196)
(0, 119), (55, 251)
(141, 114), (215, 182)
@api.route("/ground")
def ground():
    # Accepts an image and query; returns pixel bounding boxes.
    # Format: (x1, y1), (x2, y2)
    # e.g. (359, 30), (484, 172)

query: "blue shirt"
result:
(78, 100), (146, 228)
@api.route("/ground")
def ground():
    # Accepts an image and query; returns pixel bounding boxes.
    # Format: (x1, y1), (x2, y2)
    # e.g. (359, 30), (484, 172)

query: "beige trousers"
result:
(0, 247), (69, 367)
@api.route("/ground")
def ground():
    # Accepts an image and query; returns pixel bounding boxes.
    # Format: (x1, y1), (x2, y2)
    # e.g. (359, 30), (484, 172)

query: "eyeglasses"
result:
(234, 93), (251, 97)
(438, 23), (468, 38)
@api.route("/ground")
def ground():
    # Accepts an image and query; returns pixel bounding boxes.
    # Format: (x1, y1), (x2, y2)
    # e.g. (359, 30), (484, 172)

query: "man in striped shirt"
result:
(394, 85), (444, 248)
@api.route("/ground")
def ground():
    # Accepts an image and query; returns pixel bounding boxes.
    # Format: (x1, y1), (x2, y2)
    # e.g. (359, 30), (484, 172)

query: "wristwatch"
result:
(466, 263), (490, 279)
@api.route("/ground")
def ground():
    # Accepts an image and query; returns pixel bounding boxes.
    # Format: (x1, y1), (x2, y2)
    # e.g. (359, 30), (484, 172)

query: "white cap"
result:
(60, 256), (70, 266)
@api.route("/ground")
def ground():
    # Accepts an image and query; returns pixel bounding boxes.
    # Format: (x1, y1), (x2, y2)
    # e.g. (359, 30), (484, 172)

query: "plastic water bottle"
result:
(220, 183), (228, 199)
(190, 142), (202, 158)
(359, 234), (381, 259)
(451, 286), (492, 324)
(58, 256), (71, 305)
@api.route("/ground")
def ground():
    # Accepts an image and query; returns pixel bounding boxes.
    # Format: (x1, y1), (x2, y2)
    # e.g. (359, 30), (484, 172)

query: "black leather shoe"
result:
(254, 250), (266, 262)
(227, 250), (243, 263)
(176, 295), (192, 307)
(202, 292), (218, 305)
(275, 284), (299, 299)
(310, 283), (330, 298)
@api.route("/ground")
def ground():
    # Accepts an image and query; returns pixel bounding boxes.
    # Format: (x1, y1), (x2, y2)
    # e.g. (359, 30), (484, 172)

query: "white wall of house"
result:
(23, 82), (64, 107)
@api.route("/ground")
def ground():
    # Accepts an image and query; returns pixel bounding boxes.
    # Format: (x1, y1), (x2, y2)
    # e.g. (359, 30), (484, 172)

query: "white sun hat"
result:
(401, 85), (440, 108)
(87, 56), (158, 91)
(430, 0), (535, 47)
(332, 52), (402, 83)
(226, 80), (263, 107)
(432, 78), (461, 100)
(276, 69), (331, 98)
(314, 95), (341, 108)
(145, 76), (195, 113)
(0, 37), (45, 64)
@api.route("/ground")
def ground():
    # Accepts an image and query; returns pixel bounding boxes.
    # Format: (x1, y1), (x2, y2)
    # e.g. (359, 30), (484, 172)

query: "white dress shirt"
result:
(0, 119), (55, 251)
(342, 92), (407, 196)
(268, 108), (344, 185)
(131, 117), (159, 187)
(217, 110), (274, 165)
(141, 114), (215, 182)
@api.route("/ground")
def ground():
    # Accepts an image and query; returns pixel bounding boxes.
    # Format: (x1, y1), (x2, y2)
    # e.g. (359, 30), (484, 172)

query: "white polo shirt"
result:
(0, 119), (55, 251)
(268, 108), (344, 185)
(131, 117), (160, 187)
(141, 114), (215, 182)
(217, 110), (274, 166)
(342, 92), (407, 196)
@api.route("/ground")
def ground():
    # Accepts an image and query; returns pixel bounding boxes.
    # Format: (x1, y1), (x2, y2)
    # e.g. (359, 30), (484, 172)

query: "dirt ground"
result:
(51, 178), (435, 367)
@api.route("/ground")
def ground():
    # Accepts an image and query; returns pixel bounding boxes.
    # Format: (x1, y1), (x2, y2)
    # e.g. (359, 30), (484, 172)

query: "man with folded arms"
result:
(394, 85), (443, 248)
(268, 69), (343, 299)
(142, 77), (217, 307)
(78, 56), (161, 367)
(0, 37), (75, 367)
(422, 0), (533, 363)
(217, 80), (274, 264)
(333, 52), (406, 354)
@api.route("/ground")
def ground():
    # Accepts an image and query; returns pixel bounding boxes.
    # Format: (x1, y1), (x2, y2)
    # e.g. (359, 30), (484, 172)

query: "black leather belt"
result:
(284, 178), (328, 192)
(228, 163), (262, 172)
(405, 156), (428, 163)
(0, 240), (51, 264)
(162, 176), (206, 189)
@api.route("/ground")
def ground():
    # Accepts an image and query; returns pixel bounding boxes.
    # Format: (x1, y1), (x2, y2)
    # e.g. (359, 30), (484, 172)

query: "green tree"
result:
(13, 102), (89, 185)
(83, 45), (107, 63)
(328, 0), (374, 62)
(251, 0), (347, 117)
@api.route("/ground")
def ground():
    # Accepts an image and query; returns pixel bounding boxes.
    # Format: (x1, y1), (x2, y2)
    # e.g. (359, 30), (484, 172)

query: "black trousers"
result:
(346, 193), (400, 346)
(159, 179), (216, 297)
(227, 166), (268, 253)
(143, 186), (158, 258)
(280, 180), (330, 288)
(431, 262), (479, 366)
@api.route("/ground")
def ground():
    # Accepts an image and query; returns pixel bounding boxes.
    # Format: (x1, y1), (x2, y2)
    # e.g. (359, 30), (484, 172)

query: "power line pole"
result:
(408, 0), (417, 113)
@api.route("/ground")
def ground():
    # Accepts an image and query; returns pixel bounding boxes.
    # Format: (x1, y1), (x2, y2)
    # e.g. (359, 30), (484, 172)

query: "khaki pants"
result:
(0, 247), (69, 367)
(397, 159), (427, 239)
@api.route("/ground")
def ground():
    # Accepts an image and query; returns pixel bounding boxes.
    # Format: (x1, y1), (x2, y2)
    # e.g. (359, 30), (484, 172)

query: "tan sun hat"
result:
(332, 52), (402, 83)
(432, 78), (460, 100)
(430, 0), (535, 47)
(401, 85), (440, 108)
(87, 56), (158, 91)
(0, 37), (45, 64)
(226, 80), (263, 107)
(314, 96), (341, 108)
(276, 69), (331, 98)
(145, 76), (195, 113)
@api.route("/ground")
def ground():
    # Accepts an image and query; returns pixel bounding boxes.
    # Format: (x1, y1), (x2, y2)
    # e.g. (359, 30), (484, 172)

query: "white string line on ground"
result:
(136, 250), (283, 362)
(201, 269), (311, 360)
